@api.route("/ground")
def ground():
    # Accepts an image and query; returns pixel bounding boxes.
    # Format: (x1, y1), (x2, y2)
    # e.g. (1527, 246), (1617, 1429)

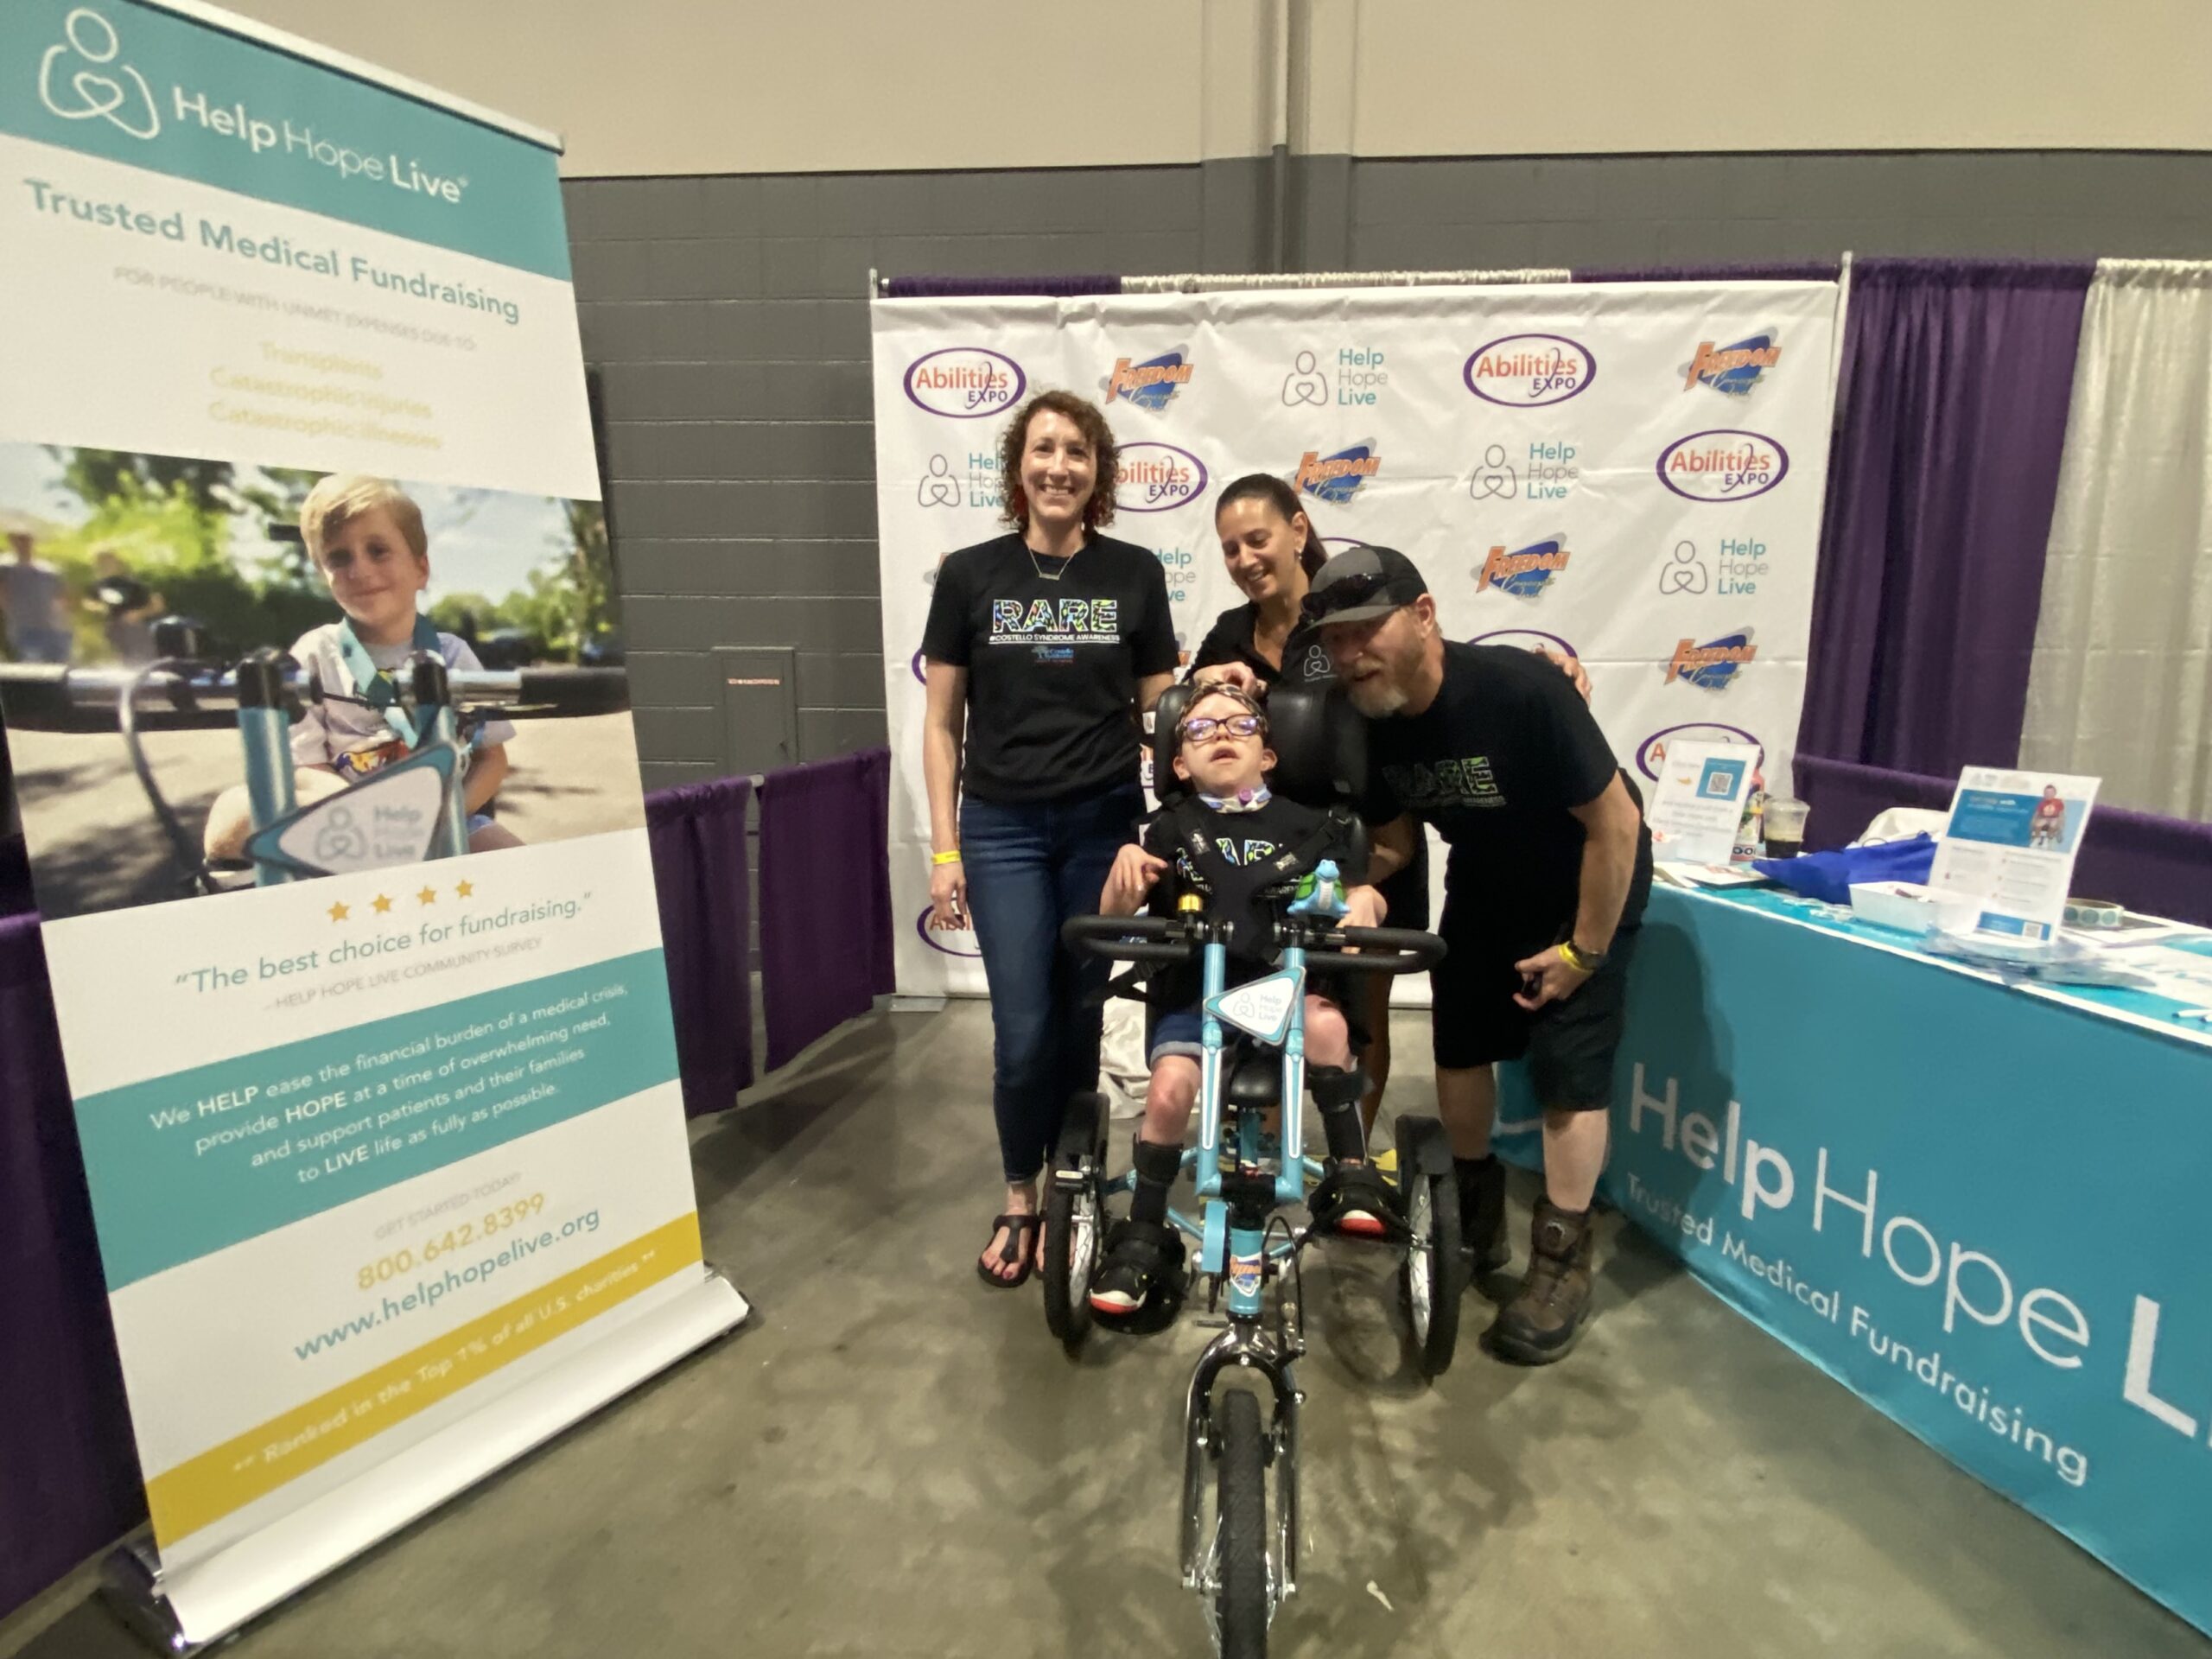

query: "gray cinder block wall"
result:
(564, 149), (2212, 789)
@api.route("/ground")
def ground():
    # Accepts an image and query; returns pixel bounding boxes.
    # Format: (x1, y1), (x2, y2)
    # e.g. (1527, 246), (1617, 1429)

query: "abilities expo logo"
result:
(1477, 536), (1572, 601)
(1103, 349), (1194, 414)
(1665, 627), (1758, 691)
(1464, 334), (1594, 407)
(915, 905), (982, 958)
(1470, 626), (1580, 659)
(1295, 441), (1382, 506)
(1681, 328), (1783, 396)
(1116, 442), (1208, 512)
(1635, 722), (1764, 784)
(905, 347), (1026, 420)
(1657, 430), (1789, 503)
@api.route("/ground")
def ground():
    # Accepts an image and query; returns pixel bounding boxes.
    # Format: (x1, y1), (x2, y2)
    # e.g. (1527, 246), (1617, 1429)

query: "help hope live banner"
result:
(872, 283), (1841, 995)
(0, 2), (741, 1641)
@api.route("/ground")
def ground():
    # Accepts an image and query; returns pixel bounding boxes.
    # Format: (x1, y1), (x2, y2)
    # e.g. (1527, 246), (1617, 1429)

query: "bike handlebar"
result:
(0, 661), (631, 732)
(1059, 913), (1446, 975)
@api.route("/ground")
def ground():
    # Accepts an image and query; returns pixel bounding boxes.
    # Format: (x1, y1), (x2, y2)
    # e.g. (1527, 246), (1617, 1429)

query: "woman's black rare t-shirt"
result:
(923, 531), (1179, 804)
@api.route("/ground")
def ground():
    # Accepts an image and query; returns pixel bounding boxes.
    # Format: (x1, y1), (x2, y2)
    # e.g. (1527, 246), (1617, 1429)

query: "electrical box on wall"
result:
(714, 646), (799, 777)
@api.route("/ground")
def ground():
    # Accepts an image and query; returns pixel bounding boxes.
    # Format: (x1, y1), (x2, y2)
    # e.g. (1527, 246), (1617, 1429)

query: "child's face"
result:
(1172, 693), (1275, 798)
(318, 506), (428, 639)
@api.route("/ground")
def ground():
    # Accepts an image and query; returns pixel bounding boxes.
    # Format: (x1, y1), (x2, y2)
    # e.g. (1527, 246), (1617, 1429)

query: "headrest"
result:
(1152, 680), (1366, 810)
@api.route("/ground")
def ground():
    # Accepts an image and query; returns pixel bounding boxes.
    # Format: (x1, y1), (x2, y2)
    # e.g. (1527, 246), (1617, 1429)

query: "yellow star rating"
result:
(372, 893), (393, 913)
(455, 880), (474, 899)
(327, 900), (350, 922)
(417, 886), (438, 906)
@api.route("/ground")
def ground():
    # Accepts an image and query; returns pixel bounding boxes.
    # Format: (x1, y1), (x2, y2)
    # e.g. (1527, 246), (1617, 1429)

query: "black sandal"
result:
(976, 1212), (1041, 1289)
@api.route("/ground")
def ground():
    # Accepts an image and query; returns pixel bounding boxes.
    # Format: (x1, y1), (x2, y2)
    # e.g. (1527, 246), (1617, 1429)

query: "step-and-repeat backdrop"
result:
(873, 283), (1842, 995)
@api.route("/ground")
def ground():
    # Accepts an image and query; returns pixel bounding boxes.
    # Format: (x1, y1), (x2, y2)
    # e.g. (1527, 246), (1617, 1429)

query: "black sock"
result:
(1129, 1136), (1182, 1229)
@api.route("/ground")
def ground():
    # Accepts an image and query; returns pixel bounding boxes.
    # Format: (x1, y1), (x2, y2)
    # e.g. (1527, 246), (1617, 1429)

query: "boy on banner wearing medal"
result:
(203, 475), (523, 862)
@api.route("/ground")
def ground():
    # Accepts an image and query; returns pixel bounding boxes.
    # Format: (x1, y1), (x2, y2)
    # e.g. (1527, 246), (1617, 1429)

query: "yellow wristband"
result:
(1559, 940), (1592, 973)
(931, 850), (963, 865)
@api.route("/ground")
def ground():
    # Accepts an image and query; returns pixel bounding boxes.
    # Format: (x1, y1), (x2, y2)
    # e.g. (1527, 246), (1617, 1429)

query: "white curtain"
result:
(2019, 260), (2212, 821)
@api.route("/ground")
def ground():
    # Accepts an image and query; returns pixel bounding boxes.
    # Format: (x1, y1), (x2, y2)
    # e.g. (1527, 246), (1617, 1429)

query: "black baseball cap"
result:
(1301, 544), (1429, 626)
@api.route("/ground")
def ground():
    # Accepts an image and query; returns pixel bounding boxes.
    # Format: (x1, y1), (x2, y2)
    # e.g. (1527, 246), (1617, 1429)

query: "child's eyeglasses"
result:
(1179, 714), (1265, 741)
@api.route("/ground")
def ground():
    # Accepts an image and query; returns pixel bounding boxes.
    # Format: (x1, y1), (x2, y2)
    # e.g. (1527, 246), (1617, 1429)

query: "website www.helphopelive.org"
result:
(293, 1210), (601, 1360)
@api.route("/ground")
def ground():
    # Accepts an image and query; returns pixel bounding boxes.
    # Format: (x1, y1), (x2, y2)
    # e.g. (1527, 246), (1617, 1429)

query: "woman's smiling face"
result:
(1216, 494), (1307, 606)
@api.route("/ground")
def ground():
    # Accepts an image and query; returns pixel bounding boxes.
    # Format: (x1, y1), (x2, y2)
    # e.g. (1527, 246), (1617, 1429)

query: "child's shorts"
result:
(1147, 983), (1355, 1068)
(467, 812), (496, 838)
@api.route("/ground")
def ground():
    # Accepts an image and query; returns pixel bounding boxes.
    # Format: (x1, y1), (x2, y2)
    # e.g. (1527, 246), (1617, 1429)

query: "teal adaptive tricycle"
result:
(1054, 683), (1459, 1659)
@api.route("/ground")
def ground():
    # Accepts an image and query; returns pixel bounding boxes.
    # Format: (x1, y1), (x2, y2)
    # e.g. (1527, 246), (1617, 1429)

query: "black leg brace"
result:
(1308, 1065), (1369, 1163)
(1129, 1135), (1183, 1228)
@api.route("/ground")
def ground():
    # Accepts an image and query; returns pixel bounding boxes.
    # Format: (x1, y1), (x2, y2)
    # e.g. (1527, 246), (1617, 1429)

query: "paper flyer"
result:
(1928, 767), (2101, 941)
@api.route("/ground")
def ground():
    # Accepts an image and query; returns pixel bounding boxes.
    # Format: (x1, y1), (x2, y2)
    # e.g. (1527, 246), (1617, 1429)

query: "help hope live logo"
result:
(38, 6), (474, 200)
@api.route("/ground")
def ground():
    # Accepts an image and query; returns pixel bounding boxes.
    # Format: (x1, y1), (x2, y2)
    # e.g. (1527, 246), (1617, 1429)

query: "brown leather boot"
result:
(1488, 1198), (1595, 1364)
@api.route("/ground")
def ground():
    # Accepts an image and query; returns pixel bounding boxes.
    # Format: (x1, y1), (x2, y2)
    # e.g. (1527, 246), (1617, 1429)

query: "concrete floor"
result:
(20, 1002), (2210, 1659)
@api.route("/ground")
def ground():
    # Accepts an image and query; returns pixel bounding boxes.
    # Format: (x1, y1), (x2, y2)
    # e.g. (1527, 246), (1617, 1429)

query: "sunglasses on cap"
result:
(1300, 570), (1402, 623)
(1178, 712), (1266, 742)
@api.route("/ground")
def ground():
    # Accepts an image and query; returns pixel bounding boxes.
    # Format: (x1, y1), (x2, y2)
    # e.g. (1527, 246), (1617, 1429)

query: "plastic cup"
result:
(1764, 797), (1809, 857)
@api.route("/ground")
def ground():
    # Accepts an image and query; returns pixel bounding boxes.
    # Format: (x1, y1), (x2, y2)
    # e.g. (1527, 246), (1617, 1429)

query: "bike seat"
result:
(1224, 1048), (1281, 1113)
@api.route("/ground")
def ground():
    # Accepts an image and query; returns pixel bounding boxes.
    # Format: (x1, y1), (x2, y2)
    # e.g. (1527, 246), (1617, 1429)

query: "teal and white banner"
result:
(0, 3), (741, 1643)
(1503, 888), (2212, 1637)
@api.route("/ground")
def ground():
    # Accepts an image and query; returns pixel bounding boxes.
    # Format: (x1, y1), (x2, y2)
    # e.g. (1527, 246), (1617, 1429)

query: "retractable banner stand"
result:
(872, 282), (1841, 997)
(0, 2), (743, 1642)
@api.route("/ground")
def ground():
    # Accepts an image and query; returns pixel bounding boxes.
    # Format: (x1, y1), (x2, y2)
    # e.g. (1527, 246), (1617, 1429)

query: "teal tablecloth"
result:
(1497, 885), (2212, 1636)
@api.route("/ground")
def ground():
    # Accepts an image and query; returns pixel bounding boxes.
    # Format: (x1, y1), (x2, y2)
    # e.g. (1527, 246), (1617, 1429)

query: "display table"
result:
(1502, 885), (2212, 1637)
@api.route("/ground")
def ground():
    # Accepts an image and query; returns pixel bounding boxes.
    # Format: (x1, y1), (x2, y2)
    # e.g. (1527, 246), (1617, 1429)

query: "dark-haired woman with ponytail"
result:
(1188, 474), (1588, 1145)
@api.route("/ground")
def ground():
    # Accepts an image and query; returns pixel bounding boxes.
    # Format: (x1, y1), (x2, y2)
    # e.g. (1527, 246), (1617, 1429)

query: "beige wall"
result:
(1349, 0), (2212, 156)
(212, 0), (1230, 173)
(213, 0), (2212, 173)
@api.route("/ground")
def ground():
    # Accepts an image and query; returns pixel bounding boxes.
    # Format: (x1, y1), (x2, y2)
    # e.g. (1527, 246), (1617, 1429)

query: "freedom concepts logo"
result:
(1681, 329), (1783, 396)
(1478, 537), (1572, 601)
(1658, 430), (1789, 502)
(1295, 442), (1382, 506)
(1635, 722), (1764, 783)
(906, 348), (1026, 419)
(1465, 334), (1594, 407)
(1664, 628), (1758, 691)
(41, 9), (157, 137)
(915, 905), (982, 958)
(1116, 442), (1208, 512)
(1103, 350), (1194, 413)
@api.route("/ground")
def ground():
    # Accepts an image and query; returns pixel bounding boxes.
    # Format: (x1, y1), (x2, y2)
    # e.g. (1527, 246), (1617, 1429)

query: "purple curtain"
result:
(880, 274), (1122, 299)
(756, 749), (895, 1073)
(644, 777), (754, 1116)
(1573, 262), (1841, 283)
(0, 914), (144, 1620)
(1798, 258), (2094, 773)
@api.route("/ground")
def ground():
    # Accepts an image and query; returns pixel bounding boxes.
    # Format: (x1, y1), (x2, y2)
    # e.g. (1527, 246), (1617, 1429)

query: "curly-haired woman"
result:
(920, 390), (1179, 1288)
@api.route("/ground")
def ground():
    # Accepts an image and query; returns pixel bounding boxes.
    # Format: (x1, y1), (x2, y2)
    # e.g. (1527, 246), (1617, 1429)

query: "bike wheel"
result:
(1043, 1091), (1109, 1351)
(1216, 1388), (1269, 1659)
(1395, 1116), (1464, 1376)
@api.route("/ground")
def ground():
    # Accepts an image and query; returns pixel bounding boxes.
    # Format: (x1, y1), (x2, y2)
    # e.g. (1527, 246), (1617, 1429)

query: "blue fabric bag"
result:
(1751, 833), (1938, 905)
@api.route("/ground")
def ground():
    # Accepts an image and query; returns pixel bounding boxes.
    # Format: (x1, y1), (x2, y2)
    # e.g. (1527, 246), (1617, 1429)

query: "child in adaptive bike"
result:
(203, 474), (524, 865)
(1089, 683), (1398, 1318)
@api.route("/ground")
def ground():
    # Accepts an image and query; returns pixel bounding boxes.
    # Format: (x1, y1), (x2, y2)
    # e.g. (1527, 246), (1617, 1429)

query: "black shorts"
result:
(1374, 829), (1431, 931)
(1430, 903), (1637, 1110)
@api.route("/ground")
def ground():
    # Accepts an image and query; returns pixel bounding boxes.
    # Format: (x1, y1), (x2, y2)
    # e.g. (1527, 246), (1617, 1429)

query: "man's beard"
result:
(1344, 669), (1408, 718)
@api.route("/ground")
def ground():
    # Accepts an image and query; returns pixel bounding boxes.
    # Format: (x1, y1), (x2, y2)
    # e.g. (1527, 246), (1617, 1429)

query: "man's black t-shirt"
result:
(1363, 643), (1652, 948)
(1138, 793), (1353, 1008)
(1188, 602), (1335, 690)
(923, 532), (1178, 804)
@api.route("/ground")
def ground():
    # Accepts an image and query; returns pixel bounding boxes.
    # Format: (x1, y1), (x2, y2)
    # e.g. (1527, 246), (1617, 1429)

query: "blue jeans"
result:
(961, 780), (1143, 1183)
